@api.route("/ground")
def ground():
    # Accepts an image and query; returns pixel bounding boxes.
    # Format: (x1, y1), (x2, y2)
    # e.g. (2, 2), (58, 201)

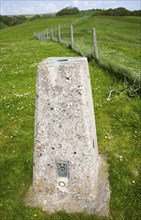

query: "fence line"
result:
(34, 20), (98, 60)
(92, 28), (98, 60)
(70, 25), (74, 49)
(33, 17), (141, 83)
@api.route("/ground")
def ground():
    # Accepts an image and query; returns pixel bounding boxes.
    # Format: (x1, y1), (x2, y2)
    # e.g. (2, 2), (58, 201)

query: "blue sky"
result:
(1, 0), (141, 15)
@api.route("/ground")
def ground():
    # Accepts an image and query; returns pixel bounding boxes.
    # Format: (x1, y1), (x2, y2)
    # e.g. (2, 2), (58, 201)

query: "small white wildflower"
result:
(131, 180), (135, 184)
(115, 154), (123, 162)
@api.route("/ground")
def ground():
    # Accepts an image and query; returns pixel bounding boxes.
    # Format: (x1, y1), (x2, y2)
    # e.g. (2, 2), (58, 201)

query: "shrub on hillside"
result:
(0, 15), (27, 27)
(30, 15), (41, 21)
(132, 10), (141, 16)
(41, 13), (55, 18)
(92, 7), (141, 16)
(105, 7), (130, 16)
(56, 7), (79, 16)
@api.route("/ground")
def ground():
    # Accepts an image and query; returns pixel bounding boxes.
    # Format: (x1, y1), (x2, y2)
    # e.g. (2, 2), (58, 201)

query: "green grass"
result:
(0, 15), (83, 42)
(50, 16), (141, 82)
(0, 22), (8, 30)
(0, 16), (141, 220)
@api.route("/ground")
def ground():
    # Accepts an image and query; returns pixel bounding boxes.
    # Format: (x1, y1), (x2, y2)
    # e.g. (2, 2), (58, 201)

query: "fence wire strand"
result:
(34, 18), (141, 80)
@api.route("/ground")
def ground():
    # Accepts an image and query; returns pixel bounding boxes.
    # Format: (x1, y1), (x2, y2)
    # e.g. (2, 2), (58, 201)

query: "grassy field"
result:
(47, 16), (141, 82)
(0, 15), (141, 220)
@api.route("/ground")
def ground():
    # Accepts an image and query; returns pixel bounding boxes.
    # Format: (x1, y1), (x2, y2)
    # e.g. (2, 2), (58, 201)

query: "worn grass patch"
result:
(0, 16), (141, 220)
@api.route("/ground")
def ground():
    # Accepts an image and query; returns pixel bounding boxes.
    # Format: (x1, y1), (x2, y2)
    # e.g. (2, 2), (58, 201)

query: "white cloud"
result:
(77, 0), (141, 11)
(83, 1), (90, 7)
(1, 0), (141, 15)
(38, 2), (58, 13)
(72, 0), (80, 7)
(1, 1), (59, 15)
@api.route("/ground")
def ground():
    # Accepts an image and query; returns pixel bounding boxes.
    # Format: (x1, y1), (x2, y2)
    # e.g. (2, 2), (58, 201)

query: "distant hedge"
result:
(56, 7), (80, 16)
(0, 15), (27, 28)
(92, 7), (141, 16)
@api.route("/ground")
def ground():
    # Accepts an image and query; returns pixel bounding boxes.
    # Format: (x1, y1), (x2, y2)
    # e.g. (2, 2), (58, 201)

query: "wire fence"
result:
(34, 16), (98, 60)
(34, 17), (141, 83)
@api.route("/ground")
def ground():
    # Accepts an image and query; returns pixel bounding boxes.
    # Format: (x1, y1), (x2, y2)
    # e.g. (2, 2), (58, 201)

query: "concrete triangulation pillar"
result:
(25, 57), (110, 216)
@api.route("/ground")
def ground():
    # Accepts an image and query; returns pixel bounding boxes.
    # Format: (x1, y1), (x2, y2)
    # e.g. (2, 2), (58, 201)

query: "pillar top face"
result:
(38, 57), (87, 67)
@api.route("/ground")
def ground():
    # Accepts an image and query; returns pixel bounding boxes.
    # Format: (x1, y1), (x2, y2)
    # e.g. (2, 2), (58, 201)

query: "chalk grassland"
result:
(40, 16), (141, 82)
(0, 16), (141, 220)
(1, 15), (140, 81)
(74, 16), (141, 79)
(0, 15), (83, 42)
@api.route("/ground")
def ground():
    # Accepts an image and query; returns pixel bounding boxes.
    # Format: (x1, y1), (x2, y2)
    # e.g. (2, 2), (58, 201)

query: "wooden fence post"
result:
(51, 28), (53, 40)
(44, 31), (46, 40)
(39, 33), (41, 40)
(40, 32), (42, 40)
(46, 29), (48, 39)
(71, 25), (74, 49)
(42, 32), (44, 40)
(58, 25), (61, 42)
(92, 28), (98, 60)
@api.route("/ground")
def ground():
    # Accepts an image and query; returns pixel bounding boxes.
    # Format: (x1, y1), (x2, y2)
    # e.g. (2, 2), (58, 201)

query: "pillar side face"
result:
(25, 57), (110, 215)
(33, 57), (99, 208)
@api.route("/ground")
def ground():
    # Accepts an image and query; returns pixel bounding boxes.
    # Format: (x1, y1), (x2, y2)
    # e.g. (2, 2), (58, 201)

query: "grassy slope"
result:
(0, 16), (141, 220)
(0, 22), (8, 30)
(0, 15), (82, 42)
(59, 16), (141, 82)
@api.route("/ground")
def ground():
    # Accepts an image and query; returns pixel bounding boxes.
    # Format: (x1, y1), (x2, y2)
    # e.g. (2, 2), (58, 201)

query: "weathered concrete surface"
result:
(25, 57), (110, 215)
